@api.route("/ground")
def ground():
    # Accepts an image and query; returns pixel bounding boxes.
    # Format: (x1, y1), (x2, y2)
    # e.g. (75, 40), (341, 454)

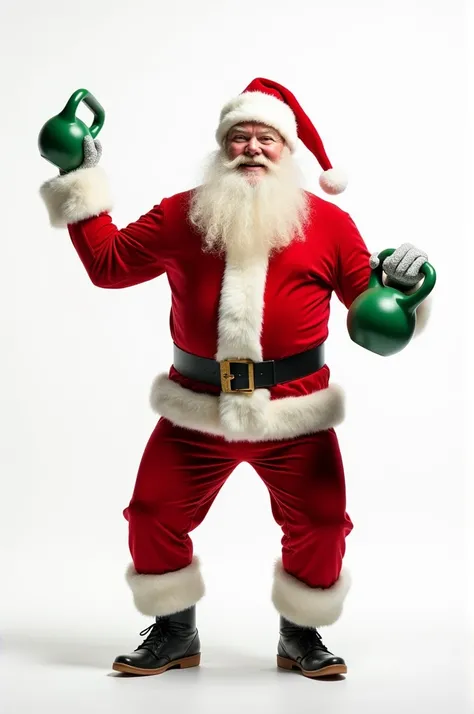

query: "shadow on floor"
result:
(1, 630), (345, 682)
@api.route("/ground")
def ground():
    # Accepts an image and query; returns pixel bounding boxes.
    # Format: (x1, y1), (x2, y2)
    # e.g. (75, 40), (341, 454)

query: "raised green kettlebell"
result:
(38, 88), (105, 173)
(347, 248), (436, 356)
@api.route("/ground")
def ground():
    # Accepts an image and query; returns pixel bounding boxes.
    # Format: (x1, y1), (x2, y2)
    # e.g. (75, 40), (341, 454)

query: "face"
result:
(225, 122), (285, 182)
(189, 129), (308, 259)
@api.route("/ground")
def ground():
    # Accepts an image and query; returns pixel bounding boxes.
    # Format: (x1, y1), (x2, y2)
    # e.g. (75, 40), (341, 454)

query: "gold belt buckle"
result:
(220, 359), (255, 394)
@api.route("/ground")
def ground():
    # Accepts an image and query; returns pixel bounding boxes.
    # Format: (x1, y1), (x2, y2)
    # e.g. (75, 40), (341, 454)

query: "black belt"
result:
(173, 343), (325, 394)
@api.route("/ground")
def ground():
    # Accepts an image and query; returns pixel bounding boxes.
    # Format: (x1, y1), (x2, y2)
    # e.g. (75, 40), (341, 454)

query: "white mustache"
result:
(222, 154), (274, 171)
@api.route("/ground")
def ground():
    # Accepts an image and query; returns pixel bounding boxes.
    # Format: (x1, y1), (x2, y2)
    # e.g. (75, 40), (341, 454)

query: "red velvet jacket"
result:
(66, 187), (372, 442)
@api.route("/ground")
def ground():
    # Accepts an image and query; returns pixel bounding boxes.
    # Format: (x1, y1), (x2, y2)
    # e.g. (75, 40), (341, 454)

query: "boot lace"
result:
(281, 624), (330, 656)
(136, 619), (191, 654)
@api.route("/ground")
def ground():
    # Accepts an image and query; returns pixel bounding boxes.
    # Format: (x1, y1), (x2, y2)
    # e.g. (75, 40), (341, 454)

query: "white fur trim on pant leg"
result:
(272, 560), (352, 627)
(126, 556), (205, 617)
(39, 166), (113, 228)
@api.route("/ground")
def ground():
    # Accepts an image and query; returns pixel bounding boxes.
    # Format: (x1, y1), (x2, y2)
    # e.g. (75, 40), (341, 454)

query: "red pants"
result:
(123, 417), (353, 590)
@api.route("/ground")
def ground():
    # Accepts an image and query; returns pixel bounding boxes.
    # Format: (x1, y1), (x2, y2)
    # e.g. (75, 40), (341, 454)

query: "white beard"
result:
(188, 147), (309, 261)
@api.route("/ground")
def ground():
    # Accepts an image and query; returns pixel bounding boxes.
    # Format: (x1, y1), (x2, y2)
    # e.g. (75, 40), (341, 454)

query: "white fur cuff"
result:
(272, 560), (352, 627)
(39, 165), (113, 228)
(126, 556), (205, 617)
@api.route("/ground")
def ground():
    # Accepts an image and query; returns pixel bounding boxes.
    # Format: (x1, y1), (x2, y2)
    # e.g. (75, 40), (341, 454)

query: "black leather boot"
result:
(112, 606), (201, 675)
(277, 616), (347, 678)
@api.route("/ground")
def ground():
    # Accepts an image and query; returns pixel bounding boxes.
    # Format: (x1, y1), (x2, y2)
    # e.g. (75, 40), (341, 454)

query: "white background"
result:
(0, 0), (471, 712)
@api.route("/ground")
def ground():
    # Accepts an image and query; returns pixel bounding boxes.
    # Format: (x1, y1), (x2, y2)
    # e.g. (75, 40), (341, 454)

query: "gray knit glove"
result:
(81, 134), (102, 168)
(59, 135), (102, 175)
(369, 242), (429, 288)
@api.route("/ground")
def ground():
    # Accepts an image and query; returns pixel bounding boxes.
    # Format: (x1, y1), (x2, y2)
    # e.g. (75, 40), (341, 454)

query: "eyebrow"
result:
(230, 126), (279, 138)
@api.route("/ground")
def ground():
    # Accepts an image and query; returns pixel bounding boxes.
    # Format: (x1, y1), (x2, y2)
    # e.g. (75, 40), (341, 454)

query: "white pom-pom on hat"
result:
(319, 167), (348, 195)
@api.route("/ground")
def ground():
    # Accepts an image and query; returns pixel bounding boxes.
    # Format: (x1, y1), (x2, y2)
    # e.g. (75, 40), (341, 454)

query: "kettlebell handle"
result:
(402, 261), (437, 310)
(369, 248), (395, 289)
(370, 248), (436, 311)
(61, 88), (105, 139)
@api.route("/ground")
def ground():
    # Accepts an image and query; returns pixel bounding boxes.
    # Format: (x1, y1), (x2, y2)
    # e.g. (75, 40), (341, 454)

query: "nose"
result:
(245, 137), (262, 155)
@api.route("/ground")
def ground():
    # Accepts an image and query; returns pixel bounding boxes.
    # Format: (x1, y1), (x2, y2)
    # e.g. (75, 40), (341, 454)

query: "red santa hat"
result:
(215, 77), (347, 195)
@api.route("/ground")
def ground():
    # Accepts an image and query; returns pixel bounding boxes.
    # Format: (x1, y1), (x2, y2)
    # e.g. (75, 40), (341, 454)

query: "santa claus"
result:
(39, 78), (431, 678)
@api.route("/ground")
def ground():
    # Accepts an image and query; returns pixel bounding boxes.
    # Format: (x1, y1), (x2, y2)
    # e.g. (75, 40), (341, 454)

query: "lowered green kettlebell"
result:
(347, 248), (436, 356)
(38, 88), (105, 173)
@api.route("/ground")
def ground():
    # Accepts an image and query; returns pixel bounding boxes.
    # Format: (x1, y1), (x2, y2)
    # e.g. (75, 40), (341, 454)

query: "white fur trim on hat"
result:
(39, 166), (112, 228)
(216, 91), (298, 151)
(272, 559), (352, 627)
(126, 557), (205, 617)
(319, 167), (348, 196)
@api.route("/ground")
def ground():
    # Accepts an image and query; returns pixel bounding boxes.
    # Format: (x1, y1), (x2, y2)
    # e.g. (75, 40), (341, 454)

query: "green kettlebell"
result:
(347, 248), (436, 356)
(38, 88), (105, 173)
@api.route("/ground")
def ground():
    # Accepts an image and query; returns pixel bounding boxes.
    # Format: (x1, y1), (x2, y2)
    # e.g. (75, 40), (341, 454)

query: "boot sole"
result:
(277, 655), (347, 678)
(112, 653), (201, 676)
